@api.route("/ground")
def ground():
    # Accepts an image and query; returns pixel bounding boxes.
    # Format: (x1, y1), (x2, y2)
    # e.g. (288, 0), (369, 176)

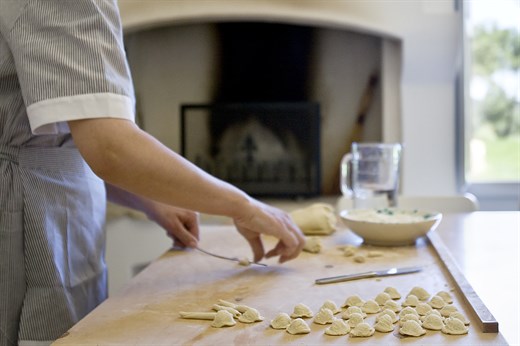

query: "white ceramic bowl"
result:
(339, 208), (442, 246)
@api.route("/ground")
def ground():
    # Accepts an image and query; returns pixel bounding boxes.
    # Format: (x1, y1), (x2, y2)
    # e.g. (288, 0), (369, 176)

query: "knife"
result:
(315, 266), (421, 285)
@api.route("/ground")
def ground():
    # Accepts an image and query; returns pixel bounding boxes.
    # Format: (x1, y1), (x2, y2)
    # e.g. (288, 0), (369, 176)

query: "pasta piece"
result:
(384, 286), (401, 300)
(353, 254), (366, 263)
(341, 306), (366, 319)
(342, 295), (365, 308)
(415, 302), (433, 316)
(376, 309), (398, 323)
(428, 295), (447, 309)
(290, 303), (314, 318)
(408, 286), (431, 301)
(211, 304), (241, 318)
(270, 312), (291, 329)
(442, 317), (469, 335)
(350, 322), (375, 337)
(346, 312), (365, 327)
(399, 313), (422, 326)
(286, 318), (311, 335)
(383, 299), (402, 313)
(361, 299), (381, 314)
(374, 314), (394, 333)
(450, 312), (470, 325)
(211, 310), (237, 328)
(420, 309), (443, 322)
(303, 236), (323, 254)
(399, 306), (419, 318)
(325, 319), (351, 336)
(422, 313), (444, 330)
(343, 247), (357, 257)
(374, 292), (392, 306)
(440, 305), (458, 317)
(399, 320), (426, 336)
(436, 290), (453, 304)
(402, 294), (420, 307)
(320, 299), (341, 314)
(313, 308), (335, 325)
(238, 258), (251, 266)
(179, 311), (217, 320)
(238, 307), (264, 323)
(217, 299), (252, 313)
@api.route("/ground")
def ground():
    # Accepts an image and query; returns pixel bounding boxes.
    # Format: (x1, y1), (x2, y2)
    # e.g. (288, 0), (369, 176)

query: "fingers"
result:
(266, 227), (305, 263)
(244, 236), (265, 263)
(165, 212), (200, 248)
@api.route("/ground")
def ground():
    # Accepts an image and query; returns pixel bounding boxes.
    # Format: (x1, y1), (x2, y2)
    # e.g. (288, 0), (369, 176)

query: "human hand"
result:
(232, 199), (305, 263)
(146, 202), (200, 249)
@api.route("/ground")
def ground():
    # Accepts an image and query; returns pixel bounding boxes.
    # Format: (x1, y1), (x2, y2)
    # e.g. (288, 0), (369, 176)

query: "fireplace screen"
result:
(181, 102), (320, 197)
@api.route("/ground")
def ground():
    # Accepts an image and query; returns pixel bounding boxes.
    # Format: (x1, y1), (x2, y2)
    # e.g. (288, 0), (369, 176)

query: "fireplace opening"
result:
(181, 102), (320, 197)
(181, 22), (321, 197)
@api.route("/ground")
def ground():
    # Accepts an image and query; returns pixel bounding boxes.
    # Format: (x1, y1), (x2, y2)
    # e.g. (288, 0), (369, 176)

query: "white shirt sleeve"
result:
(5, 0), (135, 135)
(27, 93), (135, 135)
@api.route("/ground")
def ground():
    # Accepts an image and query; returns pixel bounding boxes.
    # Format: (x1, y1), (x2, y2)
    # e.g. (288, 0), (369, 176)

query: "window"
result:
(461, 0), (520, 210)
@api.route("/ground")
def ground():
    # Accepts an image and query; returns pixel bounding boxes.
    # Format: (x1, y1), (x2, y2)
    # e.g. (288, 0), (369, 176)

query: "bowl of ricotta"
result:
(339, 208), (442, 246)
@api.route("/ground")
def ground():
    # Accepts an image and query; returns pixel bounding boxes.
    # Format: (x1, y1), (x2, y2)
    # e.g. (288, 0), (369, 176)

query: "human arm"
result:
(105, 183), (200, 248)
(68, 118), (305, 262)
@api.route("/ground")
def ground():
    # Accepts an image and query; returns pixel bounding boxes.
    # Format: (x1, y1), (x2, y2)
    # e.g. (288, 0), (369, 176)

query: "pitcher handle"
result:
(340, 153), (354, 197)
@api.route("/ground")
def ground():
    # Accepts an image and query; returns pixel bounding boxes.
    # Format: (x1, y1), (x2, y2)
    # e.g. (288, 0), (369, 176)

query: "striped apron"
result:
(0, 142), (107, 346)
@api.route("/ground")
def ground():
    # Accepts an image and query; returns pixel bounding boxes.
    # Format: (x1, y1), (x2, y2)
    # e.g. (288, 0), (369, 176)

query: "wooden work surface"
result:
(54, 212), (515, 345)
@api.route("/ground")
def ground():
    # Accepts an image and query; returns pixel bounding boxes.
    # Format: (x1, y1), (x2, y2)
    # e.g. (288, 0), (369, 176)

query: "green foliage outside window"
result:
(466, 12), (520, 182)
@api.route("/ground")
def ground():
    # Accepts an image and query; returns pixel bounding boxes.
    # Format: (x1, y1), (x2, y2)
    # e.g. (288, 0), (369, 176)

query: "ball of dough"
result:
(303, 236), (323, 253)
(290, 203), (337, 235)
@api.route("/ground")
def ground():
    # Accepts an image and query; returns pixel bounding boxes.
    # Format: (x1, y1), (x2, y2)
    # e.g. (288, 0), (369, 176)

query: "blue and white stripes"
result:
(1, 0), (135, 344)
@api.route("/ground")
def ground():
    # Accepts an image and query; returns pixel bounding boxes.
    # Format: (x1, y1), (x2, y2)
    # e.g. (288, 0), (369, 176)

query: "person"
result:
(0, 1), (305, 345)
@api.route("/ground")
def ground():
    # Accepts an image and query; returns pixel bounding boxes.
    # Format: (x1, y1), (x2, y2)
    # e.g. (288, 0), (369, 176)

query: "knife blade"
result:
(315, 266), (421, 285)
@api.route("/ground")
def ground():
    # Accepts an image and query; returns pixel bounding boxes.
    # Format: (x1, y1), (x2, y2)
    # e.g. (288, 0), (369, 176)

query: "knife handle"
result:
(315, 271), (377, 285)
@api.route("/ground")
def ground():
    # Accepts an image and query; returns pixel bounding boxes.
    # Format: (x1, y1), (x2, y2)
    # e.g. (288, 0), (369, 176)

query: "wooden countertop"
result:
(53, 211), (518, 345)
